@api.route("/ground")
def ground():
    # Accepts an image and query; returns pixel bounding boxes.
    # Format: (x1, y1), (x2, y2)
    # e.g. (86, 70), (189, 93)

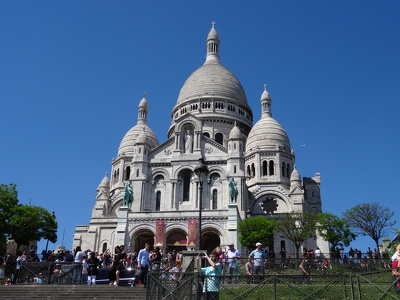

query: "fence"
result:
(147, 258), (399, 300)
(15, 262), (81, 284)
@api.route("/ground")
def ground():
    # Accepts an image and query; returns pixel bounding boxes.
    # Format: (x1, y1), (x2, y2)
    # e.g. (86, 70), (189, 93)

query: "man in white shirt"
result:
(226, 243), (240, 283)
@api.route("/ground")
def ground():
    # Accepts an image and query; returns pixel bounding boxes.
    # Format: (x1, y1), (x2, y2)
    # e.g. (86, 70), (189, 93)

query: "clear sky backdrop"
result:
(1, 1), (399, 254)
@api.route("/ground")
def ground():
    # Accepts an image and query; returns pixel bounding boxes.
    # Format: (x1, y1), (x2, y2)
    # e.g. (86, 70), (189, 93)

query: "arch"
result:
(286, 163), (291, 179)
(262, 161), (268, 176)
(282, 162), (286, 177)
(280, 240), (286, 250)
(212, 189), (218, 210)
(247, 165), (251, 177)
(165, 227), (188, 252)
(215, 132), (223, 145)
(203, 132), (210, 138)
(269, 160), (275, 175)
(201, 226), (222, 253)
(102, 242), (108, 253)
(179, 169), (193, 202)
(124, 166), (131, 181)
(156, 191), (161, 211)
(251, 163), (255, 178)
(131, 228), (155, 253)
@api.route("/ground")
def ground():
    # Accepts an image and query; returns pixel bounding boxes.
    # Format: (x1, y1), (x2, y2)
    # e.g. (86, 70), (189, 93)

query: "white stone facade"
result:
(73, 24), (329, 256)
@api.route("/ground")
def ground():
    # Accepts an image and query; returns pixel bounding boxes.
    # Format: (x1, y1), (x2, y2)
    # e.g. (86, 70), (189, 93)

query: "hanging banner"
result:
(155, 219), (165, 247)
(188, 218), (198, 247)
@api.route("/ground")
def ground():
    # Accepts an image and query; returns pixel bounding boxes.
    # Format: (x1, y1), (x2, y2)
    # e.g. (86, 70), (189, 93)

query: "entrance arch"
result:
(165, 229), (187, 253)
(132, 229), (154, 252)
(201, 228), (221, 253)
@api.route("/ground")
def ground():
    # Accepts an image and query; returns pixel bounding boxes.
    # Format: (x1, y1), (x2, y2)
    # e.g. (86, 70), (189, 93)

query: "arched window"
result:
(251, 163), (255, 178)
(282, 162), (286, 177)
(262, 161), (268, 176)
(287, 164), (291, 178)
(280, 240), (286, 251)
(102, 243), (107, 253)
(212, 189), (218, 210)
(269, 161), (275, 175)
(156, 191), (161, 211)
(182, 171), (191, 202)
(234, 165), (237, 174)
(125, 166), (131, 181)
(113, 170), (117, 184)
(215, 133), (223, 145)
(247, 165), (251, 177)
(136, 169), (139, 177)
(234, 143), (236, 150)
(203, 132), (210, 138)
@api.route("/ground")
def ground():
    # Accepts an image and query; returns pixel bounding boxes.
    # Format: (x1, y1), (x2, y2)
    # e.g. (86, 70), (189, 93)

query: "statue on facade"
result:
(228, 178), (238, 203)
(185, 130), (193, 153)
(123, 182), (134, 210)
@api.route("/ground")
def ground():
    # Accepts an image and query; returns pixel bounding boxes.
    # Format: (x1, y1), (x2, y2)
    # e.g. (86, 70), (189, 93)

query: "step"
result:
(0, 285), (147, 300)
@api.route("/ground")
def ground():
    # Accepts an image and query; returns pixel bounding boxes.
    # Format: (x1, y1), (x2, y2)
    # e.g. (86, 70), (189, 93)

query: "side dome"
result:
(118, 124), (158, 156)
(245, 115), (291, 152)
(176, 62), (248, 106)
(229, 123), (242, 139)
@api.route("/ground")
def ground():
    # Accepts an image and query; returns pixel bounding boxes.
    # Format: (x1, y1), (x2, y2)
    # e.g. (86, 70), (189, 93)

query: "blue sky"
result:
(1, 1), (399, 254)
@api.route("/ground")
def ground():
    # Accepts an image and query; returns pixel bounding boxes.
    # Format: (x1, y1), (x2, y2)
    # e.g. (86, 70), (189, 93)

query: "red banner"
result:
(188, 218), (198, 246)
(155, 219), (165, 247)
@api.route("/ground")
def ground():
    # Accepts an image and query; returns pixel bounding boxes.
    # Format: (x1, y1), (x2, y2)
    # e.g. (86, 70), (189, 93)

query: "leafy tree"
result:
(238, 216), (275, 251)
(343, 202), (396, 254)
(274, 212), (319, 259)
(0, 184), (57, 252)
(317, 213), (356, 249)
(0, 184), (19, 251)
(9, 205), (57, 247)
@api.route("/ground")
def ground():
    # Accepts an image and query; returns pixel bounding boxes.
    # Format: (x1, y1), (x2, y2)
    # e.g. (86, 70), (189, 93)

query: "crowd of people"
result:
(0, 242), (397, 290)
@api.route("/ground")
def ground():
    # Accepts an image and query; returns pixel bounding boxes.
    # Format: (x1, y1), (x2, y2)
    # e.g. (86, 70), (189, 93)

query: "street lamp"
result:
(194, 157), (209, 250)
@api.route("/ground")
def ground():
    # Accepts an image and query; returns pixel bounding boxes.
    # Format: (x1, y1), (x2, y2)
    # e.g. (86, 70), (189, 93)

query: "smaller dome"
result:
(97, 173), (110, 189)
(261, 86), (271, 101)
(229, 123), (241, 139)
(207, 26), (219, 40)
(290, 166), (301, 183)
(118, 124), (158, 155)
(245, 115), (291, 152)
(138, 93), (148, 110)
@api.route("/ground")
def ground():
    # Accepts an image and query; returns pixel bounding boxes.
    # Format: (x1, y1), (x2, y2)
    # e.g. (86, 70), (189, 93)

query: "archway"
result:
(166, 230), (187, 253)
(132, 229), (154, 252)
(201, 228), (221, 253)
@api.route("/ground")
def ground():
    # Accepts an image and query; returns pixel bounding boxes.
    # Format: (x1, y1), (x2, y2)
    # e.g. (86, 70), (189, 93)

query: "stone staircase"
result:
(0, 284), (147, 300)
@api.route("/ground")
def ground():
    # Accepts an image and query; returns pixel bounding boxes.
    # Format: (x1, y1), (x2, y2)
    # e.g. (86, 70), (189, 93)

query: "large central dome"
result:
(176, 61), (248, 105)
(173, 23), (250, 110)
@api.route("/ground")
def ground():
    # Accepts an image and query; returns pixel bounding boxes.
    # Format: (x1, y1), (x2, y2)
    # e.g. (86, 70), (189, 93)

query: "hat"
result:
(256, 242), (262, 247)
(228, 243), (234, 247)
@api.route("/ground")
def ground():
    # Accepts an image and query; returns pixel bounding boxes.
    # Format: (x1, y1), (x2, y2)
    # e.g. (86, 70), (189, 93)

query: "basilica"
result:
(73, 24), (328, 255)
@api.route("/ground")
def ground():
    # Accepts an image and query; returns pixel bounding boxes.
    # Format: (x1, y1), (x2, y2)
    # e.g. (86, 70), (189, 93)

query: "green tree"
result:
(343, 202), (396, 254)
(274, 212), (319, 259)
(317, 213), (356, 249)
(0, 184), (57, 252)
(238, 216), (275, 251)
(9, 205), (57, 247)
(0, 184), (19, 251)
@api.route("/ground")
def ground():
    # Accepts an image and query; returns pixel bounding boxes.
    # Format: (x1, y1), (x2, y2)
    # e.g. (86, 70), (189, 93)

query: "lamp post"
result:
(194, 158), (209, 250)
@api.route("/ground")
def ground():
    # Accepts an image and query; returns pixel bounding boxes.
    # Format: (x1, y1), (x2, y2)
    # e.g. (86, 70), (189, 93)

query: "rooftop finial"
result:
(143, 92), (146, 98)
(211, 21), (216, 28)
(264, 84), (267, 91)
